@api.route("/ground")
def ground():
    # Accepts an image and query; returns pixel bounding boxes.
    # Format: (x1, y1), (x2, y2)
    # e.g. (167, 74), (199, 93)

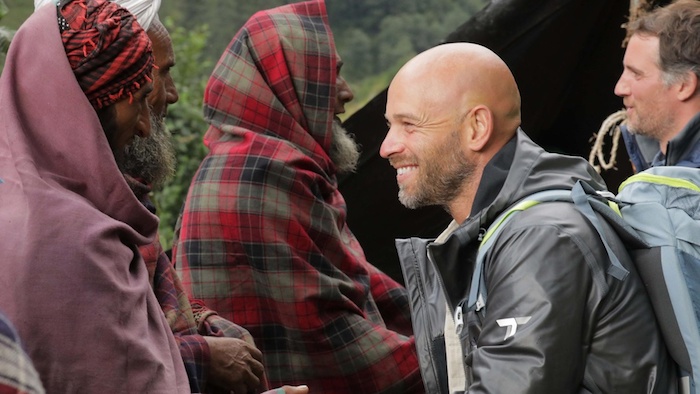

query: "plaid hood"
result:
(202, 0), (336, 175)
(175, 1), (424, 391)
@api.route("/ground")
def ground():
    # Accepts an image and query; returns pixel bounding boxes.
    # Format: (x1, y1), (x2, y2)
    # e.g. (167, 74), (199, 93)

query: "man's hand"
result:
(203, 336), (265, 393)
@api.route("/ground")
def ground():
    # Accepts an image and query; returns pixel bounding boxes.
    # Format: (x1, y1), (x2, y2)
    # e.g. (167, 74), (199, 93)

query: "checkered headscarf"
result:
(175, 1), (424, 391)
(59, 0), (153, 109)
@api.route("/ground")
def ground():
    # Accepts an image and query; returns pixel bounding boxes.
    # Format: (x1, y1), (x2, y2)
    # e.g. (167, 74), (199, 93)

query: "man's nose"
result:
(337, 78), (354, 104)
(614, 74), (628, 97)
(335, 78), (354, 115)
(379, 125), (401, 159)
(166, 77), (179, 105)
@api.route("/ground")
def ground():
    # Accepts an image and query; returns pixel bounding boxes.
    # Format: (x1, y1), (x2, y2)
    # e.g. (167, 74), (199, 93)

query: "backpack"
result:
(466, 166), (700, 394)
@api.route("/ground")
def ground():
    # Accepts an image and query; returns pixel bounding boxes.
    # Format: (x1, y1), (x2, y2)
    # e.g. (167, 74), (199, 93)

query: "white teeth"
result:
(397, 166), (416, 175)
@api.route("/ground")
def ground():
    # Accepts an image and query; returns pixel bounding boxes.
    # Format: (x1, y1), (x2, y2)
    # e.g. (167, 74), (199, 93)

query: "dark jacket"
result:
(397, 130), (677, 393)
(623, 111), (700, 171)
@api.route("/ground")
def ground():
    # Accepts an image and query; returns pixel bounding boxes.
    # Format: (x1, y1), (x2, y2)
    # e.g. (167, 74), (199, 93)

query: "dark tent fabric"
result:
(338, 0), (669, 284)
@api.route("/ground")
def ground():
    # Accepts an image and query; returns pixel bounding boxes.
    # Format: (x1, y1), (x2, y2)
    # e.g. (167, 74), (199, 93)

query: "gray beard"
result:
(329, 119), (360, 175)
(117, 111), (176, 190)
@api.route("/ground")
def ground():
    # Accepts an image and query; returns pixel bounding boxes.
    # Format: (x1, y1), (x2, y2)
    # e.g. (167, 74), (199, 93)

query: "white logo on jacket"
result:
(496, 316), (532, 340)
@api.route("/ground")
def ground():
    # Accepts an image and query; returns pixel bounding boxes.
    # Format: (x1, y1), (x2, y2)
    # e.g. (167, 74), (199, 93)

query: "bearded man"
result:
(107, 2), (267, 392)
(173, 1), (424, 393)
(0, 0), (190, 392)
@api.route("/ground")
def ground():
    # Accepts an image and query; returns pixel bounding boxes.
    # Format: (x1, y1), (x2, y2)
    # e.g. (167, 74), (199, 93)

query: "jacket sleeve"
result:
(175, 147), (423, 393)
(468, 215), (593, 393)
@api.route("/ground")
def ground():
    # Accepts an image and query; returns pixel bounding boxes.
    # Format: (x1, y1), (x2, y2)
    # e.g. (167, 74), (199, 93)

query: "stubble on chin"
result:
(398, 183), (420, 209)
(396, 129), (475, 210)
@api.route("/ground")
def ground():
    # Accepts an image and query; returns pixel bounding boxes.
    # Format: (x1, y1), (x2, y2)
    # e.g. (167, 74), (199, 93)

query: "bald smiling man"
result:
(381, 43), (677, 393)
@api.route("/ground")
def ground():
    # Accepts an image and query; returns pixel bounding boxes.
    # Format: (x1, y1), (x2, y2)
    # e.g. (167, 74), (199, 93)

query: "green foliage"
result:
(335, 0), (487, 85)
(343, 67), (398, 117)
(0, 0), (13, 71)
(2, 0), (32, 30)
(160, 0), (291, 68)
(335, 0), (488, 116)
(159, 0), (487, 102)
(153, 19), (212, 249)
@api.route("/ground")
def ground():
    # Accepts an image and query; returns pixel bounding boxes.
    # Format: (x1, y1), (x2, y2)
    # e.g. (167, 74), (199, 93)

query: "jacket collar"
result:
(620, 126), (658, 172)
(653, 111), (700, 167)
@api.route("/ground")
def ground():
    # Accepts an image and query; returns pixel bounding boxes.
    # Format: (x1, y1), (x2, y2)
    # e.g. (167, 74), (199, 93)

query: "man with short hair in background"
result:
(615, 0), (700, 171)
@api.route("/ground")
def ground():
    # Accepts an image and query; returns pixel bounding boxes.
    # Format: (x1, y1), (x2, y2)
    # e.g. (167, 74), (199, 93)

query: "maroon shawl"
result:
(0, 5), (188, 393)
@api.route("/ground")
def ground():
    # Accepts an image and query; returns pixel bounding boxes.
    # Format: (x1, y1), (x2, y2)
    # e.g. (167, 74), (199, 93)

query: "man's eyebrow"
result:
(625, 64), (643, 75)
(387, 112), (420, 122)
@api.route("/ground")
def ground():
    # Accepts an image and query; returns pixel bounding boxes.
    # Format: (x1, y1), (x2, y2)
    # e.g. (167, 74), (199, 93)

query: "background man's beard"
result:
(330, 119), (360, 174)
(117, 112), (177, 190)
(626, 122), (668, 142)
(625, 106), (674, 142)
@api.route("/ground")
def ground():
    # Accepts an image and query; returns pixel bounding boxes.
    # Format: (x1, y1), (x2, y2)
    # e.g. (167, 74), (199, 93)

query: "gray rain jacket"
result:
(397, 130), (677, 393)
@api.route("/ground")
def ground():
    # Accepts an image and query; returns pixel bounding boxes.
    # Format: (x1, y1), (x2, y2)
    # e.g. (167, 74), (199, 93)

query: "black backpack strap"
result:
(466, 190), (572, 317)
(466, 183), (635, 320)
(571, 181), (629, 281)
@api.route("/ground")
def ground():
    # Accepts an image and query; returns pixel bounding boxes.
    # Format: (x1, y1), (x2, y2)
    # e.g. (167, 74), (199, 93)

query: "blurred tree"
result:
(159, 0), (487, 85)
(335, 28), (373, 80)
(2, 0), (32, 29)
(0, 0), (13, 71)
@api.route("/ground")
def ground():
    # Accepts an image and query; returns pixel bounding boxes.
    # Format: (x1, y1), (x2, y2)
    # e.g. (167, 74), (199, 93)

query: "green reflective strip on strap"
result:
(608, 200), (621, 216)
(619, 172), (700, 193)
(481, 200), (541, 246)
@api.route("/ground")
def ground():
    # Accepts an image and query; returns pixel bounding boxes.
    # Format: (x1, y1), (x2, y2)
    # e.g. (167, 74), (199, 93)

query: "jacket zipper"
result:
(428, 226), (485, 335)
(454, 299), (465, 335)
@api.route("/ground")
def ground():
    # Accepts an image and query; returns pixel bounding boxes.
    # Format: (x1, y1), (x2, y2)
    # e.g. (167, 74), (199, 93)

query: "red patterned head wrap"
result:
(59, 0), (153, 109)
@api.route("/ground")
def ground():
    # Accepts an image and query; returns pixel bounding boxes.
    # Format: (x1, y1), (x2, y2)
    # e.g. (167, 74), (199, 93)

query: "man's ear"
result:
(678, 71), (699, 101)
(465, 105), (493, 151)
(135, 113), (152, 138)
